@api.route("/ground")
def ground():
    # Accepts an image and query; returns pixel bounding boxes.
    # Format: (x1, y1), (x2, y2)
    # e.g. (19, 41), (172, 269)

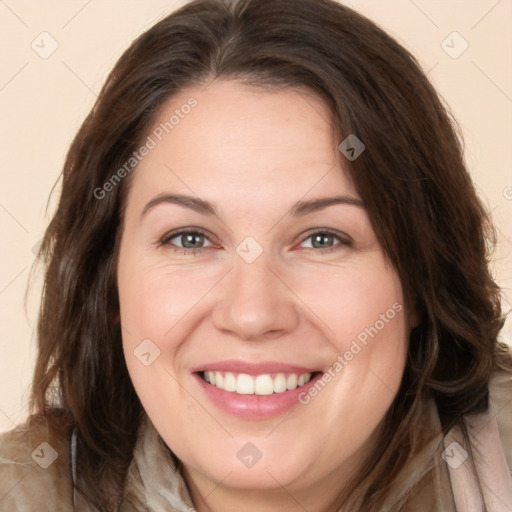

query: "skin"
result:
(117, 79), (415, 512)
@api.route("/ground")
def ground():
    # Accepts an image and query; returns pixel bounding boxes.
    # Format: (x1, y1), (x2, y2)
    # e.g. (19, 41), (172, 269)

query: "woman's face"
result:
(117, 80), (414, 507)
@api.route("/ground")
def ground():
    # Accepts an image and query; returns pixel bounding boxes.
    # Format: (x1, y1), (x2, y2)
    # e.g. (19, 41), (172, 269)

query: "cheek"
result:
(117, 257), (225, 414)
(118, 255), (218, 346)
(290, 259), (408, 407)
(289, 259), (405, 347)
(293, 266), (408, 453)
(117, 259), (204, 431)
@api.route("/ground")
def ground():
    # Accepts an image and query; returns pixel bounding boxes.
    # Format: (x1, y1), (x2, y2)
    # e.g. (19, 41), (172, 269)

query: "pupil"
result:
(313, 234), (332, 248)
(182, 233), (203, 248)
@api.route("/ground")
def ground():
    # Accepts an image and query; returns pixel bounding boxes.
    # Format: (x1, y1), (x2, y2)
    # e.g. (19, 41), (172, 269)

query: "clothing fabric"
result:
(1, 371), (511, 511)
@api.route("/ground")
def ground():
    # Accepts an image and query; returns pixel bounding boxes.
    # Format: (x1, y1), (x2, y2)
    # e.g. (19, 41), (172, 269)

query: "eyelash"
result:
(158, 227), (214, 255)
(157, 228), (352, 255)
(299, 229), (352, 254)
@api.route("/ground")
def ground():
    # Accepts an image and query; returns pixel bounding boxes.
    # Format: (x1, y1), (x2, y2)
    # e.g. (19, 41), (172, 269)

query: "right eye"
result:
(158, 228), (218, 254)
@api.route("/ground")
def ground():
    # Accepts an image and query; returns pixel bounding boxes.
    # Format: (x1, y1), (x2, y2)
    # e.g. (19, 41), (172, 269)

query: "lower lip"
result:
(193, 372), (323, 420)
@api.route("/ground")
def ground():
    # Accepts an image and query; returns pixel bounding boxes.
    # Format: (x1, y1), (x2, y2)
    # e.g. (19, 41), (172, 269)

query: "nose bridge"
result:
(212, 251), (298, 340)
(232, 253), (276, 302)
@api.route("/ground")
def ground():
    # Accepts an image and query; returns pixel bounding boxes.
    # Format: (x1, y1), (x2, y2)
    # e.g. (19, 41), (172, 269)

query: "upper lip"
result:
(190, 359), (319, 375)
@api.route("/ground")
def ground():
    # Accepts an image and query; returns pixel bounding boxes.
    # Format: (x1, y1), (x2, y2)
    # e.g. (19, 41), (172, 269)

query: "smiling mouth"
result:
(199, 371), (320, 395)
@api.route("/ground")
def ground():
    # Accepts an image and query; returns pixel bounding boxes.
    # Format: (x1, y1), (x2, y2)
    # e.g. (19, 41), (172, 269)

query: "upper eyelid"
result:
(299, 228), (351, 240)
(162, 227), (215, 245)
(163, 226), (211, 238)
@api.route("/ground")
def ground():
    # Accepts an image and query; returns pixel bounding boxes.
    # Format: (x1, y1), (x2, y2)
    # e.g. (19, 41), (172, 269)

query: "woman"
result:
(1, 0), (511, 510)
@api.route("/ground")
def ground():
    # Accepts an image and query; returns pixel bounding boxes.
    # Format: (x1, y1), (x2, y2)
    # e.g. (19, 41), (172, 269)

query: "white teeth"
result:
(202, 371), (313, 395)
(254, 375), (274, 395)
(273, 373), (287, 393)
(237, 374), (254, 394)
(286, 374), (298, 390)
(223, 372), (237, 392)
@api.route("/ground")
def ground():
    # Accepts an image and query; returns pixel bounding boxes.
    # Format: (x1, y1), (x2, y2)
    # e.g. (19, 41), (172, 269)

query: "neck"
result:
(178, 420), (384, 512)
(182, 466), (347, 512)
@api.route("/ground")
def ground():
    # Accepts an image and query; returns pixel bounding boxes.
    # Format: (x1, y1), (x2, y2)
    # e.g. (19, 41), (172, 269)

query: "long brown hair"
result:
(28, 0), (511, 509)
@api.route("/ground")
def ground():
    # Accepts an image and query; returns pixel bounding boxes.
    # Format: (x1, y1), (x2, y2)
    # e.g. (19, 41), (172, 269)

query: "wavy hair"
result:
(28, 0), (511, 510)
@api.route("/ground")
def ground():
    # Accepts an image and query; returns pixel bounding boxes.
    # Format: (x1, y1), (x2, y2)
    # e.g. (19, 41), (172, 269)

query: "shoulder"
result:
(489, 367), (512, 470)
(0, 408), (74, 511)
(403, 369), (512, 511)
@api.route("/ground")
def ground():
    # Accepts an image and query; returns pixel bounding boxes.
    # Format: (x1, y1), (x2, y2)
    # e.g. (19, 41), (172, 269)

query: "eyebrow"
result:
(141, 194), (217, 217)
(290, 195), (364, 215)
(140, 193), (364, 219)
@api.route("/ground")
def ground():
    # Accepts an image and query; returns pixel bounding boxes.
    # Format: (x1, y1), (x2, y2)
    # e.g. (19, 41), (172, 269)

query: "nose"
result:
(211, 256), (300, 341)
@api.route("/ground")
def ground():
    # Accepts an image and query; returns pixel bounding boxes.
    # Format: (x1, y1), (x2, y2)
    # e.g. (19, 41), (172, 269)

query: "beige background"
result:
(1, 0), (511, 433)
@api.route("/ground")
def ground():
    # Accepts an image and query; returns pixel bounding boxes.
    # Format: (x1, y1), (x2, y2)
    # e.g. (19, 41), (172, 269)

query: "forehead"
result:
(127, 79), (358, 207)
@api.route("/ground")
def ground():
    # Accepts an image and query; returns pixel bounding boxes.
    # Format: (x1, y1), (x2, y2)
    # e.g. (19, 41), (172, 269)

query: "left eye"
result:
(166, 231), (213, 249)
(300, 232), (347, 249)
